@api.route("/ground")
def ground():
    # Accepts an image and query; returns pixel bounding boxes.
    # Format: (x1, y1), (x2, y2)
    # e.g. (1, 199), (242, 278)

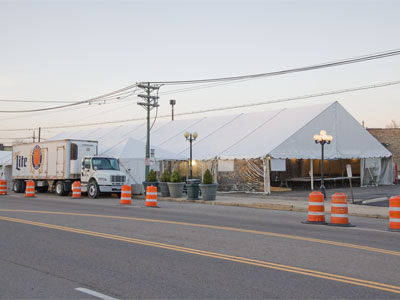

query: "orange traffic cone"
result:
(329, 193), (354, 227)
(25, 181), (35, 197)
(145, 185), (158, 207)
(303, 191), (326, 224)
(389, 196), (400, 232)
(72, 181), (81, 198)
(0, 180), (7, 195)
(120, 185), (132, 205)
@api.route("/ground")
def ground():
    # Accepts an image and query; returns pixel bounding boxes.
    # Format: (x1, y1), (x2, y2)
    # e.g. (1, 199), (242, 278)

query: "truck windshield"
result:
(92, 158), (120, 171)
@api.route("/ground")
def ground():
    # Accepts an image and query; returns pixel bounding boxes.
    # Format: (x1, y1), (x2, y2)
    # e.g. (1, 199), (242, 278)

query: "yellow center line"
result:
(0, 215), (399, 295)
(0, 209), (398, 257)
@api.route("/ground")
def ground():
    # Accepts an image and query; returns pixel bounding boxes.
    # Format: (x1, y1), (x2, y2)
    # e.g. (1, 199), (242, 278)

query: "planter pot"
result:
(159, 182), (170, 197)
(142, 181), (159, 194)
(167, 182), (185, 198)
(199, 183), (219, 201)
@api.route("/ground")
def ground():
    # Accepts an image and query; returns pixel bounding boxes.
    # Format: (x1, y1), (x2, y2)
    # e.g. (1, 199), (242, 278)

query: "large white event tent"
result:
(52, 101), (392, 193)
(0, 151), (12, 189)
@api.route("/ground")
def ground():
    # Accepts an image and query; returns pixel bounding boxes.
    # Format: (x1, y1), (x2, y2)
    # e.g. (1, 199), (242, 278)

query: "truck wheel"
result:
(13, 180), (25, 193)
(55, 181), (68, 196)
(88, 180), (100, 199)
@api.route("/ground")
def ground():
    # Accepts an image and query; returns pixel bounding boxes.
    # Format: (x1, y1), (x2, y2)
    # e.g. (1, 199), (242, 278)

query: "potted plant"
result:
(199, 169), (218, 200)
(142, 169), (158, 194)
(167, 171), (185, 198)
(159, 169), (171, 197)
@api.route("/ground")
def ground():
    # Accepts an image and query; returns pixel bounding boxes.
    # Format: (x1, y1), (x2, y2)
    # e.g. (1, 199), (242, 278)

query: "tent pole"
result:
(266, 155), (271, 195)
(310, 159), (314, 190)
(360, 159), (364, 187)
(263, 158), (267, 194)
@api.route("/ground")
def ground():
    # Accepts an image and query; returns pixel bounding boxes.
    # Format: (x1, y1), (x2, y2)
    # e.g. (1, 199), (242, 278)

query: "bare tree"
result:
(385, 120), (399, 128)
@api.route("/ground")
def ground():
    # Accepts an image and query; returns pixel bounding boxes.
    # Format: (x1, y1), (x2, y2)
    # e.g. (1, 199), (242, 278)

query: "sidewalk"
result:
(157, 191), (392, 219)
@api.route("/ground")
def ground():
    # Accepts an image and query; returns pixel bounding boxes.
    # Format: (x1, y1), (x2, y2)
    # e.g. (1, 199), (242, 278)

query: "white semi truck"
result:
(12, 139), (127, 198)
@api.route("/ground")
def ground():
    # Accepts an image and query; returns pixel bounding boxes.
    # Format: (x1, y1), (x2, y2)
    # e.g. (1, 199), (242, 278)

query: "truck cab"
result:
(80, 156), (126, 198)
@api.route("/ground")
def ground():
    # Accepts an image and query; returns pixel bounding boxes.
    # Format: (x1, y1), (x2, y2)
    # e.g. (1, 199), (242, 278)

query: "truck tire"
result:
(13, 180), (25, 193)
(88, 180), (100, 199)
(55, 181), (68, 196)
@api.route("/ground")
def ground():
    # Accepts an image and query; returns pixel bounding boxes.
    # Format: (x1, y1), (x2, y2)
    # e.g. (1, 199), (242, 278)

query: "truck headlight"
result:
(98, 177), (108, 182)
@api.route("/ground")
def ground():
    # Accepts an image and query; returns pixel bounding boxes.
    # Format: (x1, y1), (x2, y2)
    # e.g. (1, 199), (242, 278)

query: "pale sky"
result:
(1, 0), (400, 143)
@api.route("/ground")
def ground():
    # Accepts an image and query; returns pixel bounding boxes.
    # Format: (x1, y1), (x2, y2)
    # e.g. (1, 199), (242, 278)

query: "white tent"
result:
(98, 137), (186, 193)
(0, 151), (12, 189)
(51, 101), (392, 193)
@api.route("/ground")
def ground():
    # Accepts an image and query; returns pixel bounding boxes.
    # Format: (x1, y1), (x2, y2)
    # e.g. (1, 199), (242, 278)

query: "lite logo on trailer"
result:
(15, 153), (28, 171)
(14, 145), (45, 174)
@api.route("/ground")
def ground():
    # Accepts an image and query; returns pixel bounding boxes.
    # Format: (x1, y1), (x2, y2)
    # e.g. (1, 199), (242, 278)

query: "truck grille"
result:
(111, 175), (126, 185)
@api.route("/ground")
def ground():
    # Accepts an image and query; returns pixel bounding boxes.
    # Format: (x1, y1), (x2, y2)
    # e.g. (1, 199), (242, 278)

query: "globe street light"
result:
(184, 131), (198, 179)
(313, 130), (333, 199)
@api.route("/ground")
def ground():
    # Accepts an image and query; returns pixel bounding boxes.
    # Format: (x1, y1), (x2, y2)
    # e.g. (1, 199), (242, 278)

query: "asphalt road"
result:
(0, 193), (399, 299)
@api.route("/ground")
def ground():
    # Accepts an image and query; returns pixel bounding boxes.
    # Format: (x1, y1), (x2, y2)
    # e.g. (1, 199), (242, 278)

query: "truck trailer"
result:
(12, 139), (127, 198)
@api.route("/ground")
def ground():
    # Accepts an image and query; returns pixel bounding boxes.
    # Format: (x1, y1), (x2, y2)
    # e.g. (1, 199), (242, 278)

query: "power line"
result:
(149, 48), (400, 85)
(3, 48), (399, 114)
(0, 92), (136, 123)
(168, 80), (400, 117)
(0, 85), (138, 113)
(0, 99), (75, 103)
(2, 79), (399, 132)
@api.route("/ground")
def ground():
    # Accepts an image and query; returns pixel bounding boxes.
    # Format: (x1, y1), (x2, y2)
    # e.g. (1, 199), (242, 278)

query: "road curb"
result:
(156, 197), (388, 219)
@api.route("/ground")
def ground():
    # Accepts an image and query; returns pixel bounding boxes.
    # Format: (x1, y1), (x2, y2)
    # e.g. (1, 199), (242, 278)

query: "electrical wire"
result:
(0, 99), (75, 104)
(1, 79), (398, 132)
(0, 85), (138, 113)
(0, 89), (136, 104)
(147, 48), (400, 85)
(3, 48), (399, 113)
(159, 77), (257, 96)
(0, 90), (137, 123)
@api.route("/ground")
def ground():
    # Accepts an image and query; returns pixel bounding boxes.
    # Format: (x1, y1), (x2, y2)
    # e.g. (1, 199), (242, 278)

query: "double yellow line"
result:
(0, 214), (400, 295)
(0, 209), (399, 257)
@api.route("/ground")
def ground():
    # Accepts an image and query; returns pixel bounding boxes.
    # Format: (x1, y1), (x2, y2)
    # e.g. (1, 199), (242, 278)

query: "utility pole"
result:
(137, 82), (160, 179)
(38, 127), (41, 142)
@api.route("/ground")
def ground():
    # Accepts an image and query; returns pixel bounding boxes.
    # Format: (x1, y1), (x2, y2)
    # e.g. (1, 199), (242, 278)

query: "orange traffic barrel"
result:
(329, 193), (354, 227)
(72, 181), (81, 198)
(120, 185), (132, 205)
(145, 185), (158, 207)
(389, 196), (400, 232)
(0, 180), (7, 195)
(303, 191), (326, 224)
(25, 180), (35, 197)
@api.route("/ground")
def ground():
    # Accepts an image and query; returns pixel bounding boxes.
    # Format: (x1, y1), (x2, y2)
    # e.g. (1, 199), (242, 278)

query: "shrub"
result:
(146, 169), (157, 182)
(161, 170), (171, 182)
(170, 171), (181, 183)
(203, 169), (213, 184)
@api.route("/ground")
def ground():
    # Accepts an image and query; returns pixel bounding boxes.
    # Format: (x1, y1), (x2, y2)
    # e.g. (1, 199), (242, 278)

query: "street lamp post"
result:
(313, 130), (333, 199)
(184, 131), (198, 179)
